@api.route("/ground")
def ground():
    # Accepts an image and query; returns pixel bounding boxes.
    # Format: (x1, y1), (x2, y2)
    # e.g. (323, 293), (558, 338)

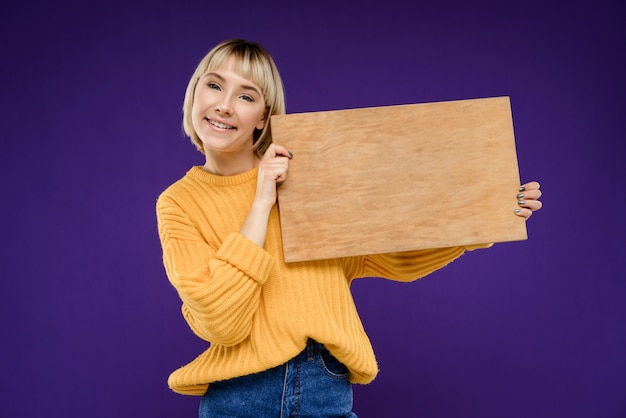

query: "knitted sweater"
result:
(156, 166), (486, 396)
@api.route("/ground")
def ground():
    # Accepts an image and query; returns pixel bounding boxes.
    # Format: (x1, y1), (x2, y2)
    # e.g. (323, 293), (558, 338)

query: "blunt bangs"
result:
(205, 45), (276, 110)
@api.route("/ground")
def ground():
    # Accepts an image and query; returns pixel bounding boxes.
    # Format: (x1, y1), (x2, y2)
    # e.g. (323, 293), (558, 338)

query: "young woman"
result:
(156, 39), (543, 417)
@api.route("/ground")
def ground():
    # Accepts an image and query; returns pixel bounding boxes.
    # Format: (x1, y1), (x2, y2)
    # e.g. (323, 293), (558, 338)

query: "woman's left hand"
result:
(515, 181), (542, 219)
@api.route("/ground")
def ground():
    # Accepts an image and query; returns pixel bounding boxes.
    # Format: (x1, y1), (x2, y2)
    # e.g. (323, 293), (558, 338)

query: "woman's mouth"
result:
(207, 118), (235, 130)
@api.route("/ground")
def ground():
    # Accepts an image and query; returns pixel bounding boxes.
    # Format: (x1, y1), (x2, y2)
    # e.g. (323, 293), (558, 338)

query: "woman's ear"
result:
(256, 107), (269, 130)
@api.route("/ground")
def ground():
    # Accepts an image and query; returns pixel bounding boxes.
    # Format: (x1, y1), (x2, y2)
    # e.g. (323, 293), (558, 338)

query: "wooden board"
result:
(272, 96), (527, 263)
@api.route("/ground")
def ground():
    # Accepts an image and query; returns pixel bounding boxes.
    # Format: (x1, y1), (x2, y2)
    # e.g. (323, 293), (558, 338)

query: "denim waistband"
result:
(300, 338), (324, 362)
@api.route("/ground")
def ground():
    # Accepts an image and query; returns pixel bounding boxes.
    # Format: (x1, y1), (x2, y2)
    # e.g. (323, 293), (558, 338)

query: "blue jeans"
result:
(199, 339), (358, 417)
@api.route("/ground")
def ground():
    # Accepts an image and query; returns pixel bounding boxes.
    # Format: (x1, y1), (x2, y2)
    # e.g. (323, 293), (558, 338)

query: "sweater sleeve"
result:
(340, 243), (492, 283)
(156, 193), (275, 346)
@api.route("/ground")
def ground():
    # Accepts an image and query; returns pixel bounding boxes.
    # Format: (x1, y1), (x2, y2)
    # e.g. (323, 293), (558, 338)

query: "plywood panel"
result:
(272, 96), (527, 263)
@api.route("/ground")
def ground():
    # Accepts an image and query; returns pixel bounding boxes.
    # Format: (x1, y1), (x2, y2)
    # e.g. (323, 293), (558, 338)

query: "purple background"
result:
(2, 0), (625, 417)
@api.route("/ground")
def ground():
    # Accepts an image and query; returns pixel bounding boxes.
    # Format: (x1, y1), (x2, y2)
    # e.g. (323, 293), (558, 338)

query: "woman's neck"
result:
(202, 150), (259, 176)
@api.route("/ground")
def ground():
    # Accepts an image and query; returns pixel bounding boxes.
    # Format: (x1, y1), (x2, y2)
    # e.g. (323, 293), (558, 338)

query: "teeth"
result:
(209, 119), (234, 129)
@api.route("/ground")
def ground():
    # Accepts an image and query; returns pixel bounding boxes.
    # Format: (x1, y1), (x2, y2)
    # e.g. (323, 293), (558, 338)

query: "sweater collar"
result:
(187, 166), (258, 186)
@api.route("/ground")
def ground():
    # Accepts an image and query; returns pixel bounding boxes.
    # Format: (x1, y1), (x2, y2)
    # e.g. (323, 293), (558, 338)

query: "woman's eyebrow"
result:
(204, 72), (262, 96)
(204, 72), (225, 82)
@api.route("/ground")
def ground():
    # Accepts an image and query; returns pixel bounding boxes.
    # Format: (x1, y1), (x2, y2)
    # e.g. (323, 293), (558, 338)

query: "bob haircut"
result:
(182, 39), (286, 157)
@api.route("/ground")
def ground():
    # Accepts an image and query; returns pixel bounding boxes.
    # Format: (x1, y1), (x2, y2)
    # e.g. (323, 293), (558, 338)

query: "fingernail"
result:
(288, 151), (293, 159)
(517, 193), (524, 199)
(519, 186), (526, 192)
(514, 209), (521, 214)
(518, 200), (525, 206)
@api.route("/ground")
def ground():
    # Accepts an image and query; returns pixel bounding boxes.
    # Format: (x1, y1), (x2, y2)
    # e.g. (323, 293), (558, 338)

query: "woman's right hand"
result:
(240, 143), (292, 247)
(254, 143), (293, 209)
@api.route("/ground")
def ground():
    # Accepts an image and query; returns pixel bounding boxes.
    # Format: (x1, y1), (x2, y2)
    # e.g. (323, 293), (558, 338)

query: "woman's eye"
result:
(240, 95), (253, 102)
(207, 82), (220, 90)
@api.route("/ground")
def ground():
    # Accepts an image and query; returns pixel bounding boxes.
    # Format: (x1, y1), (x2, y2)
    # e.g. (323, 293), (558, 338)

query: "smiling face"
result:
(182, 40), (286, 160)
(191, 56), (268, 160)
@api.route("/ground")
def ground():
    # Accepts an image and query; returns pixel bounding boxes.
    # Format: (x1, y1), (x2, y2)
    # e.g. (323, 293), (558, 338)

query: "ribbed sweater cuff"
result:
(216, 233), (275, 285)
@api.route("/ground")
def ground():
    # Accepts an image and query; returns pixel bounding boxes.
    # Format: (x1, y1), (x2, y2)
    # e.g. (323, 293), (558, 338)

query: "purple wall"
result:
(2, 0), (624, 416)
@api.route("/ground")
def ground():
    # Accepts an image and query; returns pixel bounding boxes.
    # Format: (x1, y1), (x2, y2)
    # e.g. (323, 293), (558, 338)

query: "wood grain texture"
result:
(272, 96), (527, 263)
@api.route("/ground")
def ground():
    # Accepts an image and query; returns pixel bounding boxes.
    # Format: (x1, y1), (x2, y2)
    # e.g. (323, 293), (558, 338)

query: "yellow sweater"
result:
(156, 166), (485, 396)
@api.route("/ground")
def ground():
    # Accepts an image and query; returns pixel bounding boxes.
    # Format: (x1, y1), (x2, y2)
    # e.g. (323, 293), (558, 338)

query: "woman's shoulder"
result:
(156, 167), (203, 207)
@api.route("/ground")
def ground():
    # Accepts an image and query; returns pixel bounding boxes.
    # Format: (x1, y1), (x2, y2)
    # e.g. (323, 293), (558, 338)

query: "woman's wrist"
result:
(240, 199), (272, 247)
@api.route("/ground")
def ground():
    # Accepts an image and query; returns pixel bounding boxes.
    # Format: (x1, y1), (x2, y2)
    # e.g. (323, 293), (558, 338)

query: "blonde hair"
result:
(182, 39), (286, 156)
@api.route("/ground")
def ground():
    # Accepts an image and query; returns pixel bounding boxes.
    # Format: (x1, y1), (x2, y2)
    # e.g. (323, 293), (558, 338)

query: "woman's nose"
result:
(215, 100), (233, 115)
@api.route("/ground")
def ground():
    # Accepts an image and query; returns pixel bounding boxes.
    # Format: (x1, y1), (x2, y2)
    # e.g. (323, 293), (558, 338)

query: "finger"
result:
(517, 198), (543, 211)
(264, 143), (293, 160)
(260, 159), (290, 184)
(514, 208), (533, 219)
(261, 143), (277, 160)
(262, 159), (290, 175)
(519, 181), (540, 192)
(261, 165), (288, 182)
(518, 188), (542, 201)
